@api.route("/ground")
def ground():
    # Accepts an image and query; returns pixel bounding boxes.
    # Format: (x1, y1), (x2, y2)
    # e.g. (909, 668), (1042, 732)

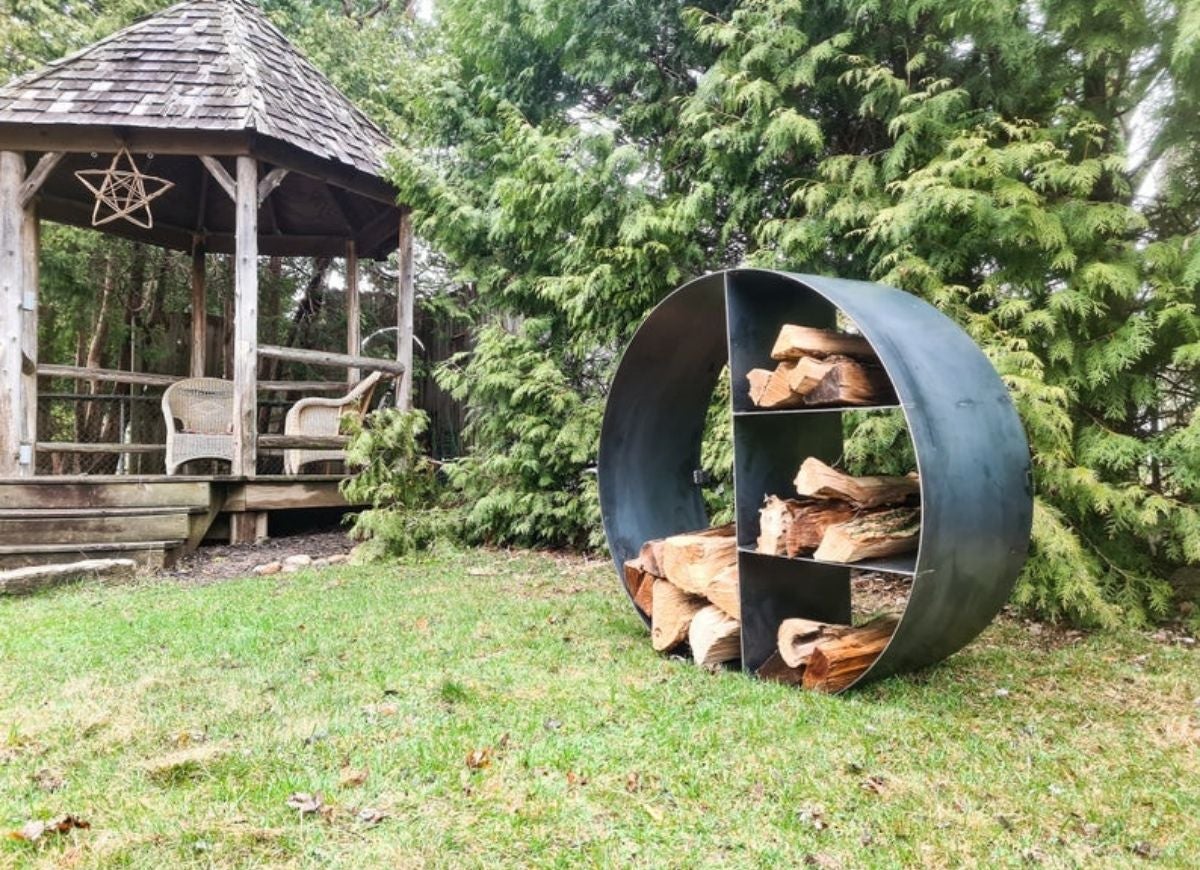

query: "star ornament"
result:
(75, 148), (174, 229)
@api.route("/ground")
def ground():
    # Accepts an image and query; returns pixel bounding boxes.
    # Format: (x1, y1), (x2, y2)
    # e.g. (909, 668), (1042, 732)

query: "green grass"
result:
(0, 548), (1197, 868)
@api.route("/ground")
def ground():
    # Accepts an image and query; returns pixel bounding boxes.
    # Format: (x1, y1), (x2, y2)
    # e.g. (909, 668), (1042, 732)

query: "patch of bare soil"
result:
(166, 530), (355, 585)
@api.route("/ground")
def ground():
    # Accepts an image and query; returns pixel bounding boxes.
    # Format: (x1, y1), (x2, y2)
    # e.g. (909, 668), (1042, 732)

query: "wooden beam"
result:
(20, 208), (38, 474)
(257, 167), (289, 206)
(36, 364), (178, 388)
(258, 343), (407, 375)
(200, 156), (237, 202)
(190, 243), (206, 377)
(397, 209), (414, 410)
(18, 152), (63, 208)
(257, 380), (347, 393)
(0, 151), (25, 476)
(35, 442), (164, 454)
(232, 156), (259, 477)
(257, 434), (349, 450)
(356, 206), (402, 256)
(346, 240), (360, 383)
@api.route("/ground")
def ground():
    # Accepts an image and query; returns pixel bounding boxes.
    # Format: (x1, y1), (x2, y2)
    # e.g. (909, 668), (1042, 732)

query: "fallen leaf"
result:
(566, 770), (589, 787)
(625, 772), (640, 793)
(339, 767), (368, 788)
(356, 807), (389, 826)
(414, 618), (430, 633)
(465, 747), (492, 770)
(8, 815), (90, 842)
(860, 775), (887, 796)
(1131, 841), (1157, 859)
(798, 806), (828, 831)
(32, 768), (65, 792)
(285, 793), (325, 816)
(544, 718), (562, 731)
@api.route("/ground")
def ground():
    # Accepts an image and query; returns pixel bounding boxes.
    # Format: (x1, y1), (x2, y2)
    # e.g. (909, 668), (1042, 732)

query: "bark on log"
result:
(794, 457), (919, 508)
(800, 359), (895, 407)
(802, 617), (899, 693)
(623, 539), (667, 616)
(688, 605), (741, 667)
(756, 651), (806, 685)
(651, 580), (707, 652)
(771, 325), (876, 361)
(813, 507), (921, 563)
(757, 496), (858, 556)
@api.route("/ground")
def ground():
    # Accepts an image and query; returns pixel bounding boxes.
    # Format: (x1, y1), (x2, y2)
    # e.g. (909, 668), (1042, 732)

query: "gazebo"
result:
(0, 0), (414, 558)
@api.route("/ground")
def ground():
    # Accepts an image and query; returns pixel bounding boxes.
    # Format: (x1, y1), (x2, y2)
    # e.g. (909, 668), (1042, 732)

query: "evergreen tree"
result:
(391, 0), (1200, 624)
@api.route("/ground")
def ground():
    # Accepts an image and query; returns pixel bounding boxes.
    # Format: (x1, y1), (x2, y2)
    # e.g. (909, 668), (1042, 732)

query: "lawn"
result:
(0, 548), (1197, 868)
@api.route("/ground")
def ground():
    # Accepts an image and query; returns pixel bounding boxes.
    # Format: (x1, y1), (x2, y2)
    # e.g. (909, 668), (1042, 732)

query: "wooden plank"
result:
(200, 155), (237, 202)
(0, 542), (176, 572)
(223, 479), (356, 512)
(346, 239), (360, 382)
(258, 343), (407, 375)
(35, 442), (164, 454)
(232, 155), (258, 477)
(17, 152), (64, 207)
(0, 479), (209, 509)
(190, 243), (206, 377)
(37, 364), (178, 387)
(257, 434), (349, 450)
(397, 209), (414, 409)
(20, 206), (37, 474)
(0, 151), (25, 476)
(257, 167), (289, 206)
(0, 512), (190, 545)
(258, 380), (346, 393)
(229, 511), (267, 544)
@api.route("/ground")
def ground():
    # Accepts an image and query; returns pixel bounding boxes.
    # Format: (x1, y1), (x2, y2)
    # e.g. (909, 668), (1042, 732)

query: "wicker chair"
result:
(162, 377), (235, 475)
(283, 371), (387, 475)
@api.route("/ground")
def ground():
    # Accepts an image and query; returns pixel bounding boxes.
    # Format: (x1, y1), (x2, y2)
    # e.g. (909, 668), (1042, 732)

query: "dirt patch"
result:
(166, 530), (355, 585)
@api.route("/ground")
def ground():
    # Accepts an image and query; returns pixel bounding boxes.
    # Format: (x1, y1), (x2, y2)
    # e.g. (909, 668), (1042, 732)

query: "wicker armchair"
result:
(162, 377), (235, 475)
(283, 371), (387, 475)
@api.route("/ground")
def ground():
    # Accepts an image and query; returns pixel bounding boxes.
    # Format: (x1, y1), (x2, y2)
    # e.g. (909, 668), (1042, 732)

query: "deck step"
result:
(0, 480), (210, 510)
(0, 558), (138, 595)
(0, 506), (198, 519)
(0, 540), (183, 571)
(0, 511), (192, 547)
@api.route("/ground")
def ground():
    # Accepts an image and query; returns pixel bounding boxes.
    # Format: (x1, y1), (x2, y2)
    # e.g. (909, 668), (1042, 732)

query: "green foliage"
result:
(341, 409), (460, 557)
(389, 0), (1200, 625)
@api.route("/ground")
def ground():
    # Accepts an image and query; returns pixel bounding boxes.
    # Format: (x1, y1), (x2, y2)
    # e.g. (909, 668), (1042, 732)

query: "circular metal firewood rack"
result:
(599, 269), (1033, 691)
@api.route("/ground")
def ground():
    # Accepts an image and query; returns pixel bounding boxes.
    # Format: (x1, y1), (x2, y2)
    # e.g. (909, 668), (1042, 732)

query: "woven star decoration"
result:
(74, 148), (174, 229)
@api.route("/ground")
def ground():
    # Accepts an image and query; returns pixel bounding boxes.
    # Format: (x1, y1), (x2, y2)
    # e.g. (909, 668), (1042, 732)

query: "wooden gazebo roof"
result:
(0, 0), (402, 259)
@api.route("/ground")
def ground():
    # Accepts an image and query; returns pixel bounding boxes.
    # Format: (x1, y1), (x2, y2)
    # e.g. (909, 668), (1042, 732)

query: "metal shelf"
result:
(732, 403), (902, 417)
(736, 546), (918, 577)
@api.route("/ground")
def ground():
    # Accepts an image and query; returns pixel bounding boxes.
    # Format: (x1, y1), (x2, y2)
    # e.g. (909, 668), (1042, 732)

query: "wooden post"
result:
(21, 208), (38, 475)
(345, 239), (360, 383)
(232, 156), (258, 477)
(190, 242), (206, 378)
(0, 151), (26, 476)
(396, 210), (414, 410)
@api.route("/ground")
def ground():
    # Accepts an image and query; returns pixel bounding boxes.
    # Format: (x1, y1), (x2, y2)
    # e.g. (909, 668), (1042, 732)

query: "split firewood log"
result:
(771, 325), (876, 362)
(800, 359), (895, 407)
(776, 617), (836, 668)
(651, 580), (707, 652)
(756, 651), (806, 685)
(689, 605), (741, 667)
(661, 527), (737, 598)
(757, 495), (858, 556)
(794, 457), (919, 509)
(802, 616), (899, 693)
(704, 564), (740, 620)
(812, 507), (920, 563)
(622, 539), (668, 616)
(747, 361), (804, 408)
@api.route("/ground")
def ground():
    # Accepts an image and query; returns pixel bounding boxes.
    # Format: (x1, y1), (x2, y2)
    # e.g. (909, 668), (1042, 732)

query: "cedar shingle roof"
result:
(0, 0), (393, 179)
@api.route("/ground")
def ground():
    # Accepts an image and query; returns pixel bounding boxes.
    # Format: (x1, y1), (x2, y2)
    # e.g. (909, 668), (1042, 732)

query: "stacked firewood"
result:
(747, 324), (895, 408)
(623, 524), (742, 668)
(758, 457), (920, 563)
(757, 615), (899, 693)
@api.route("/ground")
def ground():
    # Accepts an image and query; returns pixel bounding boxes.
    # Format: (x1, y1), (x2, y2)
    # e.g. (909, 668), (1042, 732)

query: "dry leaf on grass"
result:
(8, 815), (90, 842)
(285, 793), (328, 818)
(356, 807), (389, 827)
(860, 775), (887, 796)
(339, 767), (368, 788)
(465, 747), (492, 770)
(32, 768), (65, 792)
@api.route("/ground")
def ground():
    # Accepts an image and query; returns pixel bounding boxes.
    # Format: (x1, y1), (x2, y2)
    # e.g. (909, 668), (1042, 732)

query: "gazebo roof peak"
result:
(0, 0), (393, 180)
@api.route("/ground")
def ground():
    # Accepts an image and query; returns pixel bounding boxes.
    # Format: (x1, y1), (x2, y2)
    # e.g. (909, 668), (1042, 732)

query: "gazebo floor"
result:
(0, 474), (363, 571)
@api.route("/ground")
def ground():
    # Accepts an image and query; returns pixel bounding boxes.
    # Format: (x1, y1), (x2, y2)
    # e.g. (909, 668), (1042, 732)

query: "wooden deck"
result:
(0, 475), (364, 570)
